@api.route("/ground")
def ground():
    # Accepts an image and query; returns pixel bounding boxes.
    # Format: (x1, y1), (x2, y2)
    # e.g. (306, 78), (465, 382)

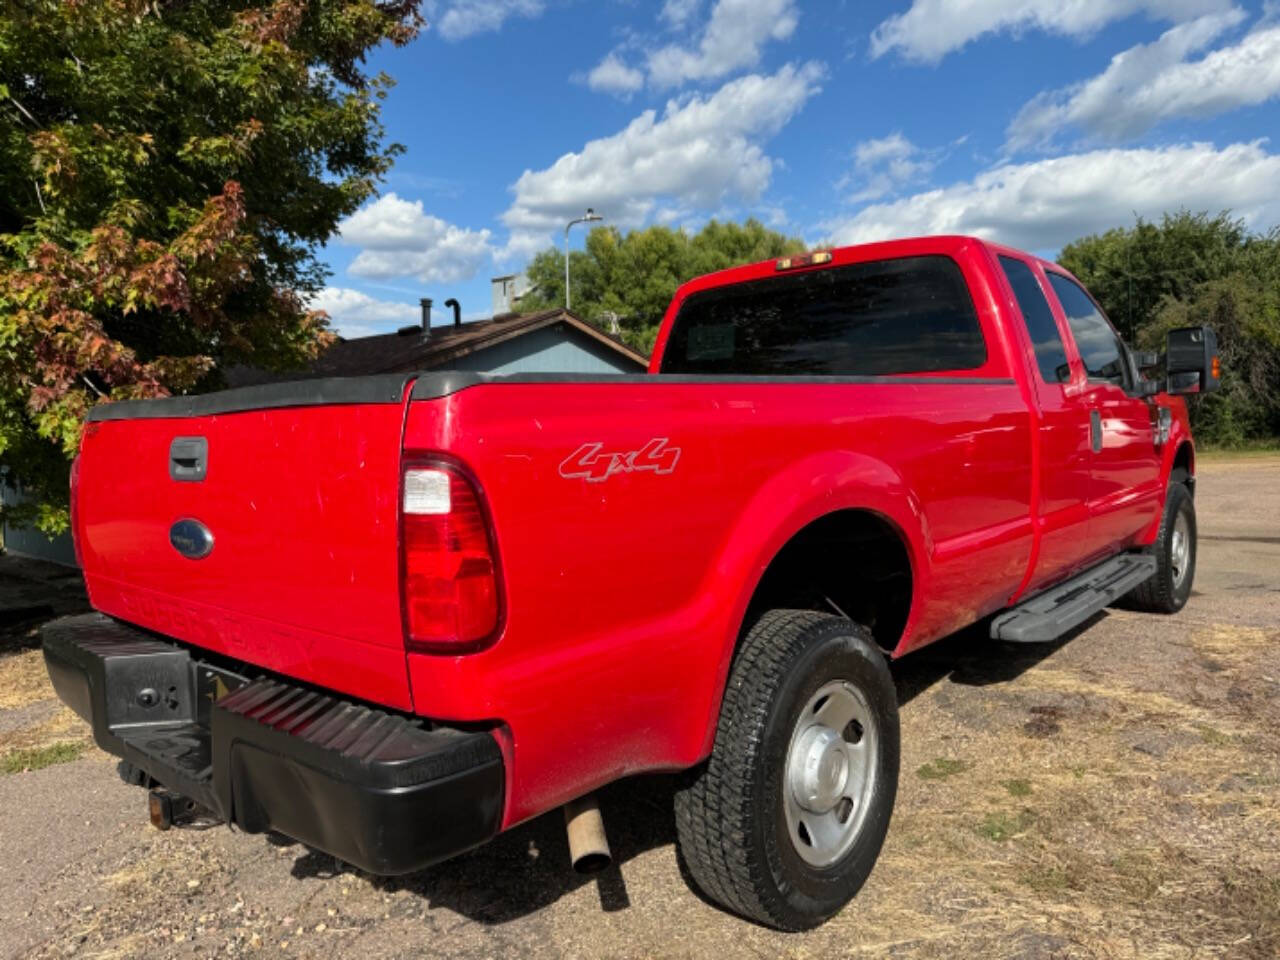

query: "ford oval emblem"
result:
(169, 519), (214, 560)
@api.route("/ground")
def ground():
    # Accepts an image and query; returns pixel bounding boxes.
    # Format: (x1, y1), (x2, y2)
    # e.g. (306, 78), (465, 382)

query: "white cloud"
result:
(433, 0), (543, 41)
(824, 141), (1280, 253)
(647, 0), (800, 88)
(586, 53), (645, 96)
(870, 0), (1233, 63)
(310, 287), (419, 338)
(338, 193), (494, 284)
(844, 133), (937, 202)
(1007, 10), (1280, 150)
(502, 62), (824, 258)
(660, 0), (702, 29)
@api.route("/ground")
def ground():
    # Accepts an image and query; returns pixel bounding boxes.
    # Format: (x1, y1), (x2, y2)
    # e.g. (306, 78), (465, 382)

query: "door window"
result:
(1047, 273), (1127, 386)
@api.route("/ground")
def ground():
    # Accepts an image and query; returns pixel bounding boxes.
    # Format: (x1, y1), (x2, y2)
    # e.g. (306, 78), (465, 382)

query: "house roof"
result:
(226, 308), (648, 388)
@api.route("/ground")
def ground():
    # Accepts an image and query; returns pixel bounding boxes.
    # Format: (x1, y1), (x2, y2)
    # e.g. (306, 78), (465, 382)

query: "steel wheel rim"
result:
(783, 679), (879, 868)
(1170, 511), (1191, 588)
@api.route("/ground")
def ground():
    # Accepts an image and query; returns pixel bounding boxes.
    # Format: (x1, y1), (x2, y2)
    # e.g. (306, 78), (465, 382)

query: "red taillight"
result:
(400, 461), (501, 652)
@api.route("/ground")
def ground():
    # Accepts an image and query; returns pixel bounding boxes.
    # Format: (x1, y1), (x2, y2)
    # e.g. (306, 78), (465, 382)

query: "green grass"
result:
(1196, 723), (1233, 747)
(916, 757), (969, 780)
(1, 741), (86, 774)
(1002, 778), (1033, 798)
(976, 809), (1036, 842)
(1197, 444), (1280, 461)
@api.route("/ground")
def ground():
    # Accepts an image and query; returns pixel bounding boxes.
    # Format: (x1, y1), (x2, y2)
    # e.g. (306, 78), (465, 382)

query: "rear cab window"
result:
(1045, 273), (1129, 387)
(659, 255), (988, 376)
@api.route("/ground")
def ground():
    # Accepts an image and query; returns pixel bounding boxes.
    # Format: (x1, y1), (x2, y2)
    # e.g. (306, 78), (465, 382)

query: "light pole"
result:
(564, 208), (603, 310)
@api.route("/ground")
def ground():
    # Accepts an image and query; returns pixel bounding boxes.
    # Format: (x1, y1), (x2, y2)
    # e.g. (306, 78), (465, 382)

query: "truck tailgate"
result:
(75, 378), (414, 711)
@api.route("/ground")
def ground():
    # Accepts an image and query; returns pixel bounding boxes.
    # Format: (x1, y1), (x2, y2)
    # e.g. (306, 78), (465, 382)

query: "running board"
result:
(991, 553), (1157, 643)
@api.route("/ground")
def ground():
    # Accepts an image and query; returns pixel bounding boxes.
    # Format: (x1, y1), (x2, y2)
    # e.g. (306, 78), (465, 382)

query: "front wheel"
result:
(674, 610), (900, 930)
(1126, 481), (1196, 613)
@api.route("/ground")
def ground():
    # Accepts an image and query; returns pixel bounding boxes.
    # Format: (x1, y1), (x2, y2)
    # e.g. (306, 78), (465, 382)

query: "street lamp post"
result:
(564, 208), (603, 310)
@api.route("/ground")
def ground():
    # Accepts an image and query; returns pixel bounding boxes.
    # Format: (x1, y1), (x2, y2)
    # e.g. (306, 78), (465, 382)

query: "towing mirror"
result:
(1165, 326), (1220, 395)
(1131, 350), (1160, 372)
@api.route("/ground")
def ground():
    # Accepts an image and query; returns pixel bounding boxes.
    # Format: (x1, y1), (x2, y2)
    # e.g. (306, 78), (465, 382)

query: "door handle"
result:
(1089, 410), (1102, 454)
(169, 436), (208, 482)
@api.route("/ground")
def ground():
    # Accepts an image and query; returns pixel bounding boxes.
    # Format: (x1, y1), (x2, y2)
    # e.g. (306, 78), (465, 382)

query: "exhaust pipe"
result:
(564, 793), (611, 873)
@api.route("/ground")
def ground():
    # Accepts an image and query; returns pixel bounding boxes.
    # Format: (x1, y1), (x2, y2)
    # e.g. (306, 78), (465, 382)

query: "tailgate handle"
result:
(169, 437), (208, 482)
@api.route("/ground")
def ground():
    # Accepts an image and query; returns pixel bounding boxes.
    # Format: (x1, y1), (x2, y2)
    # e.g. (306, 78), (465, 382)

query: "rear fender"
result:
(691, 450), (930, 759)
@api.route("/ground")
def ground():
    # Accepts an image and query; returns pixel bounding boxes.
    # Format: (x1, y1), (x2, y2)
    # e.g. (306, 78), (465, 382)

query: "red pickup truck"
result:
(44, 235), (1218, 930)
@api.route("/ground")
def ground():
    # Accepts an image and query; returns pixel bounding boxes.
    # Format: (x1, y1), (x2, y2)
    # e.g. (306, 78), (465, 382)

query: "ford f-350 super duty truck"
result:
(44, 235), (1219, 930)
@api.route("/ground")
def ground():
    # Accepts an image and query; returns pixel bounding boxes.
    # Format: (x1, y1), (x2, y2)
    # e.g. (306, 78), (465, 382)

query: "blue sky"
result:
(315, 0), (1280, 337)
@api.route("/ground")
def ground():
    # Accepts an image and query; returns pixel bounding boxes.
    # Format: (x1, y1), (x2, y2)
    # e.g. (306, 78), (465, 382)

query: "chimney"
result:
(419, 297), (433, 335)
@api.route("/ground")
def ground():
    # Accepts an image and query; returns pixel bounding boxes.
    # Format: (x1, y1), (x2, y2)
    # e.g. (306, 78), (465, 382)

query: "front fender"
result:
(1139, 399), (1194, 544)
(690, 449), (931, 759)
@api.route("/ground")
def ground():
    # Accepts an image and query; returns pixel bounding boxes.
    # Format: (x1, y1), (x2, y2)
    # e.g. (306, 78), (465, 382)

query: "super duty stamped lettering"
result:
(559, 437), (681, 483)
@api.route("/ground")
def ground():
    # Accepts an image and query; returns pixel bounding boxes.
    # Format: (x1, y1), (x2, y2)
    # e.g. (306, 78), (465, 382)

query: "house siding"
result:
(2, 480), (76, 566)
(445, 324), (642, 375)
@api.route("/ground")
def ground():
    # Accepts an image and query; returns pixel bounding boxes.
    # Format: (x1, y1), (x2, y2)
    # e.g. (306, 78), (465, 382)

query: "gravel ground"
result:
(1, 456), (1277, 959)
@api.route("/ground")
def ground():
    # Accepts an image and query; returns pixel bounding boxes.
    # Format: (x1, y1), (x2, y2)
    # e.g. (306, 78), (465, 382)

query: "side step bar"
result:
(991, 553), (1157, 643)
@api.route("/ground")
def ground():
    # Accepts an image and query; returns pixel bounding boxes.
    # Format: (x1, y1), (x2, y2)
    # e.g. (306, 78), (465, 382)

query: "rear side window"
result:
(660, 255), (987, 376)
(999, 256), (1069, 384)
(1046, 273), (1127, 385)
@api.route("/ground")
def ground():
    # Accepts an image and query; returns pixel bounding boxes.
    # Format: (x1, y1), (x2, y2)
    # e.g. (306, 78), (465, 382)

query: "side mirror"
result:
(1131, 350), (1160, 372)
(1166, 326), (1220, 395)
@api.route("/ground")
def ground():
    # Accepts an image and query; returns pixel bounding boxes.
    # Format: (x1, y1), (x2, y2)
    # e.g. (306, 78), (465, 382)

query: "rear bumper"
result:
(42, 613), (505, 875)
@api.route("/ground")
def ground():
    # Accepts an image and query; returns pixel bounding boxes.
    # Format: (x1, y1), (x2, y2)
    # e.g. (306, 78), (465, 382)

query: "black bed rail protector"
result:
(409, 372), (1016, 400)
(83, 369), (1021, 418)
(86, 374), (416, 421)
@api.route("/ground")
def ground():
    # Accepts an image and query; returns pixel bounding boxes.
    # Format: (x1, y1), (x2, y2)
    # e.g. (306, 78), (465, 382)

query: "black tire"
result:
(674, 610), (899, 931)
(1125, 481), (1196, 613)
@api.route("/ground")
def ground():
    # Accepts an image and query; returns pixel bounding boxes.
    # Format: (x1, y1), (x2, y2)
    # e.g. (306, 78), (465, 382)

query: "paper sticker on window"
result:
(686, 324), (735, 361)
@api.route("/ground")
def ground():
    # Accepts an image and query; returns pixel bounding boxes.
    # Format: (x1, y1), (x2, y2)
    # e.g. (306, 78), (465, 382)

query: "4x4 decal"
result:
(559, 438), (681, 483)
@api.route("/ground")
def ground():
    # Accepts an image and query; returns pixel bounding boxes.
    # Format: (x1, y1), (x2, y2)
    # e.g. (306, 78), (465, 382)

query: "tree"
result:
(0, 0), (422, 533)
(1142, 269), (1280, 447)
(1058, 211), (1250, 342)
(1061, 211), (1280, 447)
(518, 219), (806, 353)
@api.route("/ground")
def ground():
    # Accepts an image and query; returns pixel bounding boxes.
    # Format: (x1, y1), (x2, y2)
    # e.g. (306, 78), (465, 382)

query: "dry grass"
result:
(865, 620), (1280, 958)
(0, 646), (92, 771)
(0, 648), (56, 710)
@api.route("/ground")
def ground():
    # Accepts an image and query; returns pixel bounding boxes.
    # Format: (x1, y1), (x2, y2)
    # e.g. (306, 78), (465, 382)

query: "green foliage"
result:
(1060, 211), (1280, 446)
(0, 0), (422, 533)
(518, 219), (806, 353)
(1059, 211), (1249, 343)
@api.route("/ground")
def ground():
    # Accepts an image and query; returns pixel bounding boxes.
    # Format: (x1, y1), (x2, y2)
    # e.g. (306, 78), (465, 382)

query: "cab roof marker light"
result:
(776, 251), (833, 271)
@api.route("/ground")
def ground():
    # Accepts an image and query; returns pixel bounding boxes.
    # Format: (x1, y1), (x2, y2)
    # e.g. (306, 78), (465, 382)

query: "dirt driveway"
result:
(1, 457), (1277, 959)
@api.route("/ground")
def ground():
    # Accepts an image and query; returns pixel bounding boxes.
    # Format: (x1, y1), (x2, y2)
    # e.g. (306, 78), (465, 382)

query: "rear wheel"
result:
(1125, 481), (1196, 613)
(674, 610), (899, 930)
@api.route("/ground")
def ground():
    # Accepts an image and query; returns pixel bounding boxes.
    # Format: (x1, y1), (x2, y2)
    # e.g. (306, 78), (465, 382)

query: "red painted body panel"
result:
(77, 402), (415, 710)
(72, 235), (1192, 834)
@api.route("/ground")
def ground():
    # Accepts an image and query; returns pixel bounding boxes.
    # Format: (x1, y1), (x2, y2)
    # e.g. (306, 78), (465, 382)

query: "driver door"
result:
(1044, 272), (1161, 556)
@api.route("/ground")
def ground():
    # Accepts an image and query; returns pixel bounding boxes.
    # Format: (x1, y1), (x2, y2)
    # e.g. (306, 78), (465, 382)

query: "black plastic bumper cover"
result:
(42, 613), (504, 875)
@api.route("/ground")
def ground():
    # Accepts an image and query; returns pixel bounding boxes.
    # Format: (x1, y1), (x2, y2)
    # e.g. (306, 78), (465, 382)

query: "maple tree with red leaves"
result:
(0, 0), (423, 533)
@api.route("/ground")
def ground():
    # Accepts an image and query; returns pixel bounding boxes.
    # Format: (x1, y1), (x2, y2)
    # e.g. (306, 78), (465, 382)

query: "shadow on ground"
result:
(275, 612), (1103, 926)
(277, 771), (678, 923)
